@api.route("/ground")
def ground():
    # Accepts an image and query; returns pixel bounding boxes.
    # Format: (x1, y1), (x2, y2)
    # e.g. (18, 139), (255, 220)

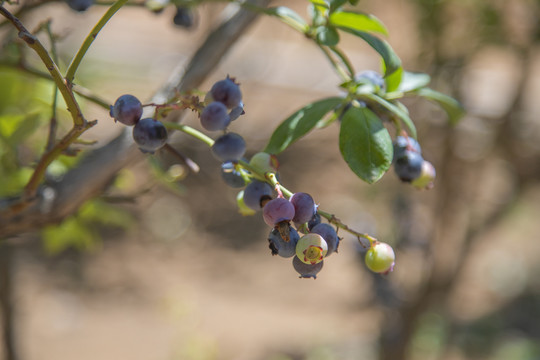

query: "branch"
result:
(0, 5), (85, 126)
(0, 0), (272, 238)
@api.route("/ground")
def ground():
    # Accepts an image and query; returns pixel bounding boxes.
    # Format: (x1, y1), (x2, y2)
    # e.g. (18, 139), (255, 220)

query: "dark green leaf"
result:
(316, 26), (340, 46)
(329, 11), (388, 36)
(364, 93), (417, 138)
(329, 0), (348, 12)
(264, 97), (344, 154)
(339, 106), (392, 183)
(416, 88), (465, 125)
(337, 28), (401, 76)
(265, 6), (309, 33)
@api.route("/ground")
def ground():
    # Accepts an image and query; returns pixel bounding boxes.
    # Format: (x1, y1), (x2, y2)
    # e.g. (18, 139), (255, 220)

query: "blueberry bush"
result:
(3, 0), (514, 358)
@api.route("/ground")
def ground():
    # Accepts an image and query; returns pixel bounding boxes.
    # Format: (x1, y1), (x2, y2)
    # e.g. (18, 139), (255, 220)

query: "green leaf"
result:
(364, 93), (417, 138)
(337, 28), (401, 76)
(329, 0), (348, 12)
(339, 106), (392, 183)
(309, 0), (329, 8)
(329, 11), (388, 36)
(316, 26), (340, 46)
(399, 71), (431, 92)
(384, 65), (403, 92)
(265, 7), (309, 33)
(264, 97), (344, 154)
(416, 88), (465, 125)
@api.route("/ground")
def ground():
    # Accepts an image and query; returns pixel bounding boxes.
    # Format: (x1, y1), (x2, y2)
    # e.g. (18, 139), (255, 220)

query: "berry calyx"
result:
(268, 226), (299, 258)
(295, 233), (328, 265)
(365, 242), (395, 274)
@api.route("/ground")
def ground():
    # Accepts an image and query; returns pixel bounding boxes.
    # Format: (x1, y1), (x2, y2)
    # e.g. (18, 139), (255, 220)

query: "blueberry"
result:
(268, 226), (299, 258)
(307, 213), (321, 231)
(292, 256), (323, 279)
(132, 118), (168, 153)
(411, 160), (436, 189)
(243, 180), (273, 211)
(394, 150), (423, 182)
(290, 192), (316, 224)
(173, 6), (195, 29)
(310, 223), (339, 256)
(110, 94), (143, 126)
(221, 162), (246, 188)
(210, 77), (242, 109)
(200, 102), (231, 131)
(393, 136), (421, 162)
(355, 70), (385, 89)
(262, 198), (295, 226)
(295, 233), (328, 265)
(211, 133), (246, 162)
(66, 0), (93, 12)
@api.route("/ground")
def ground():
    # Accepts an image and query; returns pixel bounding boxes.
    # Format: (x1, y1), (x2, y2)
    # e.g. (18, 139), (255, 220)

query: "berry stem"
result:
(65, 0), (129, 86)
(160, 122), (378, 244)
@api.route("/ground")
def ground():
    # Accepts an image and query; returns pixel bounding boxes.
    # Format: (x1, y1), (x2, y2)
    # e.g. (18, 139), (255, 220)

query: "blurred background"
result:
(1, 0), (540, 359)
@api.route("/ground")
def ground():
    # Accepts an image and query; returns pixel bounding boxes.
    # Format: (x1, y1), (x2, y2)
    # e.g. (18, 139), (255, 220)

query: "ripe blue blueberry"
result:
(262, 198), (295, 226)
(66, 0), (93, 11)
(393, 136), (421, 162)
(210, 77), (242, 109)
(132, 118), (168, 154)
(394, 150), (424, 182)
(211, 133), (246, 162)
(355, 70), (385, 90)
(292, 256), (323, 279)
(310, 223), (339, 256)
(221, 162), (246, 188)
(110, 94), (143, 126)
(200, 102), (231, 131)
(268, 226), (299, 258)
(243, 180), (273, 211)
(290, 192), (316, 224)
(307, 213), (322, 231)
(173, 6), (195, 29)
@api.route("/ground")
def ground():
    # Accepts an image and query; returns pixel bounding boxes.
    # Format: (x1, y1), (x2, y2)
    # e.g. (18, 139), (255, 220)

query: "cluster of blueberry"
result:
(110, 94), (168, 153)
(393, 136), (436, 189)
(109, 77), (397, 279)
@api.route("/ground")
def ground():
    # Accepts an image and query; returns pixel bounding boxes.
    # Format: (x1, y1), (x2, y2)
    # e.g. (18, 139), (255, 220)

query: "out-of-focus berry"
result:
(132, 118), (168, 153)
(211, 133), (246, 162)
(210, 77), (242, 109)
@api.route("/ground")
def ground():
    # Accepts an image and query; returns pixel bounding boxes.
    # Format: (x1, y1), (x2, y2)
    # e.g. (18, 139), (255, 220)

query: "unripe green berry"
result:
(365, 242), (395, 274)
(249, 152), (279, 174)
(411, 160), (436, 190)
(295, 233), (328, 265)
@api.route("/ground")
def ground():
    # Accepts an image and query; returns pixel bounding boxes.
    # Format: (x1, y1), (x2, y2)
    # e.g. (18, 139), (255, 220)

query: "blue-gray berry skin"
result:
(394, 150), (424, 182)
(243, 180), (273, 211)
(311, 223), (339, 256)
(211, 133), (246, 162)
(200, 102), (231, 131)
(67, 0), (93, 11)
(307, 213), (321, 231)
(132, 118), (168, 154)
(173, 6), (195, 29)
(355, 70), (385, 90)
(110, 94), (143, 126)
(229, 102), (245, 121)
(221, 162), (246, 188)
(292, 256), (323, 279)
(268, 226), (299, 258)
(393, 136), (421, 161)
(210, 78), (242, 109)
(290, 192), (316, 224)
